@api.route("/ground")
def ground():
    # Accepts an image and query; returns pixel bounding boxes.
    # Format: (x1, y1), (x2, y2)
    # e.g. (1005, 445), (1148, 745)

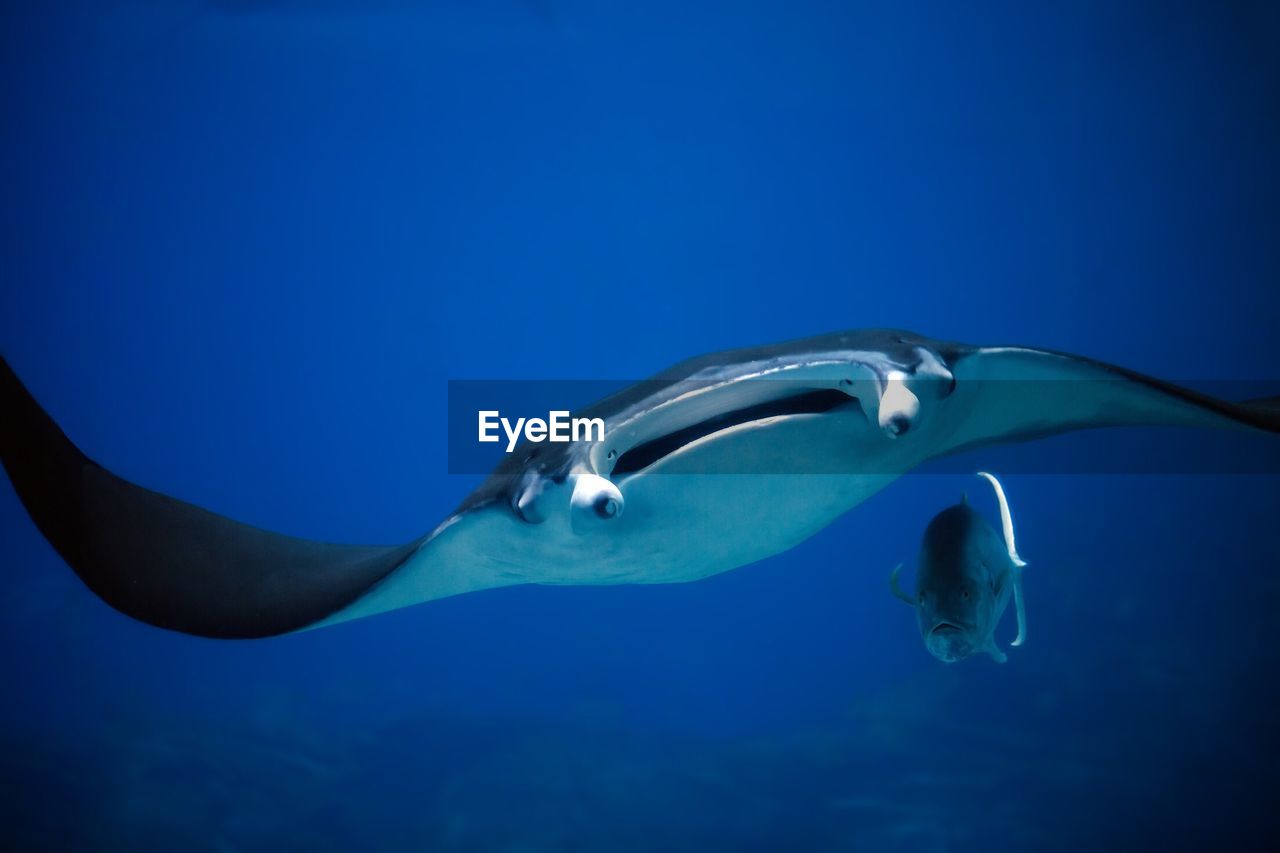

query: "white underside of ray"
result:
(315, 402), (922, 628)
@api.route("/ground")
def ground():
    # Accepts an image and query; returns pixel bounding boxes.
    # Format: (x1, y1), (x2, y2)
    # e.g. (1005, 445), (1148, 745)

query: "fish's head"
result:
(916, 579), (993, 663)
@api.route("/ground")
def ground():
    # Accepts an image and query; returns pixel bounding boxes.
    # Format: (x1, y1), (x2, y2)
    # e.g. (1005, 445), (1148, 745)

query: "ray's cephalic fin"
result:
(0, 357), (424, 639)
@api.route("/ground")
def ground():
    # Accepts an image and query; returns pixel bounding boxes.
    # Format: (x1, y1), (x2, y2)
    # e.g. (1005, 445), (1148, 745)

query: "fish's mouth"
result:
(925, 622), (976, 663)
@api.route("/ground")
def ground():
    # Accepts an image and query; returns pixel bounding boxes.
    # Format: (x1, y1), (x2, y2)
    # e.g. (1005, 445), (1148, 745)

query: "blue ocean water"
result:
(1, 1), (1278, 849)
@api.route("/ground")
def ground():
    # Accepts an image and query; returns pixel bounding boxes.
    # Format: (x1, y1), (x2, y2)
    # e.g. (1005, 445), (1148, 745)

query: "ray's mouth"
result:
(930, 621), (964, 635)
(611, 388), (855, 475)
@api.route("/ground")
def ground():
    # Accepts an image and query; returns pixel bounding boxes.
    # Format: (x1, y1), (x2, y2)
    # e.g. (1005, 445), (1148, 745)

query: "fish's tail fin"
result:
(0, 356), (422, 638)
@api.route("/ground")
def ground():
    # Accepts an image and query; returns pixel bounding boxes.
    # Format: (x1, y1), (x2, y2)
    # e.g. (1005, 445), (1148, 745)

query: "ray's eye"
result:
(569, 472), (624, 533)
(961, 590), (970, 600)
(594, 496), (619, 519)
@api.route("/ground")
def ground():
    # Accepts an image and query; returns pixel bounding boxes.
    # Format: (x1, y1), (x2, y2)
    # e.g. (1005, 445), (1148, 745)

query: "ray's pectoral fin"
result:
(0, 357), (425, 639)
(942, 346), (1280, 457)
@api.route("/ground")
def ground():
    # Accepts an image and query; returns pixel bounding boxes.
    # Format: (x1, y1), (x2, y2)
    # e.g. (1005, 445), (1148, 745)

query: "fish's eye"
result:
(961, 589), (970, 600)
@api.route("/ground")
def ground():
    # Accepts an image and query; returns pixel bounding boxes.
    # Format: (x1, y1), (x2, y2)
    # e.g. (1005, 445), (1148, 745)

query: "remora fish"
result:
(891, 472), (1028, 663)
(2, 330), (1276, 638)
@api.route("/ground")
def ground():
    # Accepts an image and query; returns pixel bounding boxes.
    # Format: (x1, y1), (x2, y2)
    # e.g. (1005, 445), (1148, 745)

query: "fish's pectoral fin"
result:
(889, 563), (916, 606)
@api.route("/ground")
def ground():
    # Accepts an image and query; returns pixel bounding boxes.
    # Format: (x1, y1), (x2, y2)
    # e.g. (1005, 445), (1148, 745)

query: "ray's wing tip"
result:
(0, 354), (431, 640)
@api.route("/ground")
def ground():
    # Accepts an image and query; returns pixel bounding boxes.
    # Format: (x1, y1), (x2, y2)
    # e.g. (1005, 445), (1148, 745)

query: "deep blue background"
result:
(2, 2), (1278, 849)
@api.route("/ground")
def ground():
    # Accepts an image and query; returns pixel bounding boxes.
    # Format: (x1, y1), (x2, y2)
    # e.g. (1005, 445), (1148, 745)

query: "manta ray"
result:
(2, 330), (1277, 639)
